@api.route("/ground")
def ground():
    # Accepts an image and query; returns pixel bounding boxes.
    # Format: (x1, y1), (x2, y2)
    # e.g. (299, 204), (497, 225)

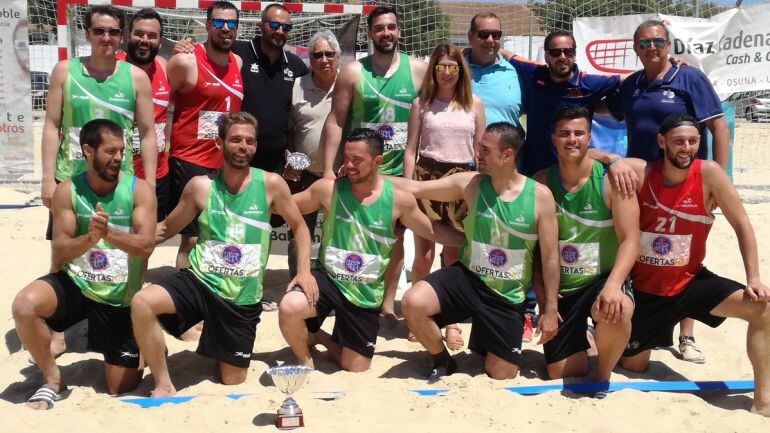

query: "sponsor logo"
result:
(561, 245), (579, 264)
(245, 203), (263, 215)
(514, 214), (525, 223)
(396, 84), (410, 97)
(73, 95), (90, 100)
(680, 195), (697, 208)
(512, 347), (522, 354)
(632, 89), (640, 97)
(566, 87), (582, 98)
(344, 253), (364, 273)
(582, 202), (597, 215)
(114, 91), (125, 98)
(366, 341), (376, 348)
(222, 245), (243, 266)
(626, 341), (640, 350)
(120, 351), (139, 358)
(113, 207), (125, 216)
(487, 249), (508, 267)
(158, 85), (166, 92)
(204, 81), (221, 87)
(234, 351), (251, 359)
(250, 63), (259, 73)
(284, 68), (294, 78)
(661, 90), (676, 103)
(89, 250), (109, 270)
(378, 124), (395, 141)
(651, 236), (672, 255)
(476, 210), (492, 219)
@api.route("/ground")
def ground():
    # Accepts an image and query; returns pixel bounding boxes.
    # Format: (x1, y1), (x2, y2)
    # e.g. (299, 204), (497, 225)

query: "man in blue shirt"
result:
(621, 20), (728, 168)
(465, 12), (522, 129)
(508, 31), (620, 176)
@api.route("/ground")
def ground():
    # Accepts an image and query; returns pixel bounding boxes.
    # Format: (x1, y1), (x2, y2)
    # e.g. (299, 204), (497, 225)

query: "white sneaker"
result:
(679, 336), (706, 364)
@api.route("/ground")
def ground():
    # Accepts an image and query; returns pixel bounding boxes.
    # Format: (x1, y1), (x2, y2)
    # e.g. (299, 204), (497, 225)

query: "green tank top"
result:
(546, 161), (618, 295)
(459, 175), (538, 305)
(317, 178), (396, 309)
(346, 53), (417, 176)
(188, 168), (272, 305)
(57, 58), (136, 181)
(63, 172), (141, 307)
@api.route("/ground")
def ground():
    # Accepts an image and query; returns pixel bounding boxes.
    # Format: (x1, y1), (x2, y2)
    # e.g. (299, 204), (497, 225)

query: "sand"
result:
(1, 121), (770, 432)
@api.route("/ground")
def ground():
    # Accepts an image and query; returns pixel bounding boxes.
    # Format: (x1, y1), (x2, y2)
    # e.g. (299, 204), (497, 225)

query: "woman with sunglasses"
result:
(403, 43), (485, 349)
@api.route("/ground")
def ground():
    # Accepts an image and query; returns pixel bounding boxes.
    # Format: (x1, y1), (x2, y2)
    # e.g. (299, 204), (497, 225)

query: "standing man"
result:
(397, 123), (560, 382)
(465, 12), (522, 129)
(117, 8), (171, 222)
(532, 106), (638, 395)
(167, 0), (243, 268)
(279, 128), (463, 372)
(285, 30), (341, 277)
(13, 119), (156, 409)
(322, 6), (428, 323)
(616, 114), (770, 416)
(131, 112), (316, 397)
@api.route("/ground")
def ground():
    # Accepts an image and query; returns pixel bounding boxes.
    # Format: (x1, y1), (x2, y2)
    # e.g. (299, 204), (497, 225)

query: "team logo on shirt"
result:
(651, 236), (672, 255)
(250, 63), (259, 73)
(488, 249), (508, 267)
(661, 90), (676, 103)
(284, 68), (294, 81)
(378, 124), (395, 140)
(680, 195), (697, 208)
(561, 245), (579, 264)
(222, 245), (243, 266)
(567, 88), (582, 98)
(344, 254), (364, 273)
(89, 250), (109, 270)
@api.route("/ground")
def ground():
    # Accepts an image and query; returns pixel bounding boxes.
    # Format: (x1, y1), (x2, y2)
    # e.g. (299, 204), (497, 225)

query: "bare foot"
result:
(181, 322), (203, 342)
(751, 403), (770, 417)
(381, 312), (399, 330)
(150, 384), (177, 398)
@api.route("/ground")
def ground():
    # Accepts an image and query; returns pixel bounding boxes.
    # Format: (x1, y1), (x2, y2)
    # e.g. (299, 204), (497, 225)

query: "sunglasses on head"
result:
(637, 38), (667, 49)
(311, 51), (336, 60)
(210, 18), (239, 30)
(476, 30), (502, 41)
(267, 21), (293, 32)
(434, 64), (460, 74)
(90, 27), (122, 37)
(547, 47), (576, 58)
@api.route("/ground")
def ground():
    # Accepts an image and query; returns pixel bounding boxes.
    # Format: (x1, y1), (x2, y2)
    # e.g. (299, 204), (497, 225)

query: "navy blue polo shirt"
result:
(510, 57), (620, 175)
(620, 64), (722, 162)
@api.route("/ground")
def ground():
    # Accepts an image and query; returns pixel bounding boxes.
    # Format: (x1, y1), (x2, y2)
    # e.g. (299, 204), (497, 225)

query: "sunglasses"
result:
(267, 21), (293, 32)
(90, 27), (122, 37)
(476, 30), (502, 41)
(547, 48), (576, 58)
(210, 18), (239, 30)
(434, 64), (460, 74)
(311, 51), (337, 60)
(637, 38), (667, 49)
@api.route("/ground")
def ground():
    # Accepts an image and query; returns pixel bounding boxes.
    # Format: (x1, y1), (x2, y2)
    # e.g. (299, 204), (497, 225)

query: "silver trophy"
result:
(267, 365), (313, 429)
(286, 152), (311, 171)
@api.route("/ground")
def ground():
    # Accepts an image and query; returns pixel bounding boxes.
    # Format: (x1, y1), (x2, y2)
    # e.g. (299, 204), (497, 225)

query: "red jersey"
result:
(632, 159), (715, 296)
(170, 44), (243, 168)
(116, 52), (170, 179)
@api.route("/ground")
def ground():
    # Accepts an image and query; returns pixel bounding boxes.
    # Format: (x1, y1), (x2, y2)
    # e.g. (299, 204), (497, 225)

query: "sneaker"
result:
(522, 314), (534, 343)
(427, 357), (457, 384)
(678, 336), (706, 364)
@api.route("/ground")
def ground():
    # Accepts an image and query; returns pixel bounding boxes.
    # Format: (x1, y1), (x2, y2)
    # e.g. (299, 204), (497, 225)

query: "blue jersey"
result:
(620, 65), (722, 162)
(510, 57), (619, 176)
(467, 53), (522, 129)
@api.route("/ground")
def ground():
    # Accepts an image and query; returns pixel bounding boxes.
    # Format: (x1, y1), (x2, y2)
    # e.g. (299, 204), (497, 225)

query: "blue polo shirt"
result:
(620, 64), (722, 162)
(510, 57), (620, 175)
(467, 53), (522, 128)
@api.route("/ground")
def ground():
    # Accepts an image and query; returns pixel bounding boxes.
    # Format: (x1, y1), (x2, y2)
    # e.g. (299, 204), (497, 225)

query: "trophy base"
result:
(276, 412), (304, 430)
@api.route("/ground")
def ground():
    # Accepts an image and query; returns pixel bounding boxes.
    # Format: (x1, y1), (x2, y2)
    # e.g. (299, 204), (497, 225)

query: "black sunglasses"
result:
(90, 27), (122, 37)
(311, 51), (337, 60)
(267, 21), (293, 32)
(476, 30), (502, 41)
(547, 48), (576, 58)
(210, 18), (239, 30)
(637, 38), (667, 49)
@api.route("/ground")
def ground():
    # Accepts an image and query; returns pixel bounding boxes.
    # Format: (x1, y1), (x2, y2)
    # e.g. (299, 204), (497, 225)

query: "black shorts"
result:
(624, 267), (742, 356)
(39, 271), (139, 368)
(305, 269), (381, 358)
(168, 158), (219, 236)
(544, 276), (633, 364)
(423, 263), (525, 364)
(156, 269), (262, 368)
(155, 173), (171, 222)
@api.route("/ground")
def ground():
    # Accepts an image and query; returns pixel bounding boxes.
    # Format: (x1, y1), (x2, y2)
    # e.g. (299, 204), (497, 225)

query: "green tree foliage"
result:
(534, 0), (721, 33)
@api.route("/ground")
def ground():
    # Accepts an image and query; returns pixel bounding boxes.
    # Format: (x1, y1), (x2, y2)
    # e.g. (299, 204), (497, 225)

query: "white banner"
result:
(574, 3), (770, 99)
(0, 0), (33, 175)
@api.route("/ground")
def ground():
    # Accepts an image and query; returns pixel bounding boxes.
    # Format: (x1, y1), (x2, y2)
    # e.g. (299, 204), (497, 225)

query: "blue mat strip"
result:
(504, 380), (754, 395)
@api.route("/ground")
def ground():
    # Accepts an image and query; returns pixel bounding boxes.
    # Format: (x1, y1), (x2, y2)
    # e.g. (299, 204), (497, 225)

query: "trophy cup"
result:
(267, 365), (313, 429)
(286, 152), (311, 172)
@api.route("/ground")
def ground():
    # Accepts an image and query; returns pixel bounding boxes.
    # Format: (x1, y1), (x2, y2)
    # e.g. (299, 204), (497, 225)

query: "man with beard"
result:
(131, 112), (316, 397)
(166, 0), (243, 269)
(395, 123), (560, 382)
(279, 128), (463, 372)
(321, 6), (428, 325)
(613, 114), (770, 416)
(13, 119), (156, 409)
(117, 9), (171, 222)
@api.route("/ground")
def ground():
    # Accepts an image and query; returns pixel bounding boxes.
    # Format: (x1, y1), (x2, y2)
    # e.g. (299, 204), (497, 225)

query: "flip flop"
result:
(27, 386), (64, 410)
(261, 301), (279, 312)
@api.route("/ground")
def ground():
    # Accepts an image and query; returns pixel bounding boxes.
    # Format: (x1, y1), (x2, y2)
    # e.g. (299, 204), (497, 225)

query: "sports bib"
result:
(638, 232), (692, 267)
(559, 241), (601, 276)
(469, 241), (525, 281)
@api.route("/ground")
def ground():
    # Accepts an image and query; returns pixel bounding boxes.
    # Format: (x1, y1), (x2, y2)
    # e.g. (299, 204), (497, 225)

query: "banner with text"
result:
(574, 3), (770, 99)
(0, 0), (33, 175)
